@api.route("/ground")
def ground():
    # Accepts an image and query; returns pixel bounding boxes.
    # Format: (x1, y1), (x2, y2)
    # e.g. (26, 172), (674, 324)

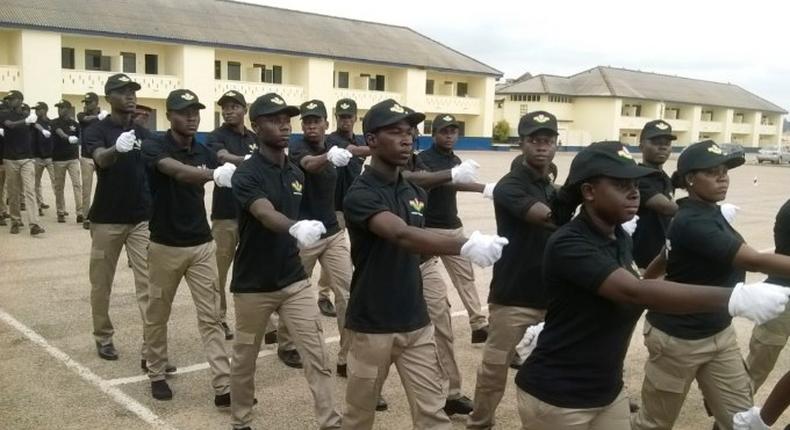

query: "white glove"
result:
(25, 112), (37, 124)
(460, 230), (509, 267)
(212, 163), (236, 188)
(97, 110), (109, 121)
(0, 128), (4, 137)
(721, 203), (740, 225)
(243, 154), (252, 161)
(483, 183), (496, 200)
(451, 160), (480, 184)
(621, 215), (640, 236)
(729, 282), (790, 325)
(114, 130), (136, 153)
(40, 129), (51, 138)
(515, 322), (544, 360)
(68, 136), (79, 144)
(289, 220), (326, 248)
(326, 146), (353, 167)
(732, 406), (769, 430)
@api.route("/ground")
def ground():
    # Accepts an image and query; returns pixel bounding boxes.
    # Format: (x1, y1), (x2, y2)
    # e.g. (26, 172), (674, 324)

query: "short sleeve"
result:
(669, 217), (744, 264)
(343, 187), (390, 229)
(547, 233), (621, 293)
(140, 139), (167, 169)
(231, 164), (268, 210)
(775, 201), (790, 255)
(638, 176), (663, 206)
(205, 143), (220, 169)
(82, 123), (105, 156)
(493, 176), (540, 220)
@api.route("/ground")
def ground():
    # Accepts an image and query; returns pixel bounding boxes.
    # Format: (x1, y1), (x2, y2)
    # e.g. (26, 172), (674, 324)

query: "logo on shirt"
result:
(655, 121), (670, 130)
(291, 180), (303, 195)
(248, 143), (258, 153)
(533, 114), (550, 123)
(69, 125), (77, 132)
(133, 137), (143, 151)
(389, 103), (405, 114)
(617, 146), (634, 160)
(409, 198), (424, 216)
(270, 96), (285, 105)
(707, 144), (723, 155)
(339, 103), (351, 110)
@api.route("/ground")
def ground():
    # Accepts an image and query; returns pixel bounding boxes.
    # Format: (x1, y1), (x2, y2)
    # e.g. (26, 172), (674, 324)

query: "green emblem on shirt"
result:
(291, 180), (303, 195)
(409, 198), (424, 215)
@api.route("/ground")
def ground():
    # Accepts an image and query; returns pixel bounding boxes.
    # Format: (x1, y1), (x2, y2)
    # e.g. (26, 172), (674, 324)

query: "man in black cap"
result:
(32, 101), (55, 216)
(342, 98), (508, 429)
(141, 88), (235, 402)
(314, 97), (369, 317)
(51, 99), (83, 223)
(207, 90), (258, 341)
(229, 92), (342, 430)
(0, 98), (8, 225)
(1, 91), (45, 235)
(78, 91), (108, 230)
(83, 73), (154, 363)
(468, 110), (560, 429)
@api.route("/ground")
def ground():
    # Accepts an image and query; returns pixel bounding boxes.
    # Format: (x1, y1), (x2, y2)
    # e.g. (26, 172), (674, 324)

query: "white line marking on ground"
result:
(0, 308), (178, 430)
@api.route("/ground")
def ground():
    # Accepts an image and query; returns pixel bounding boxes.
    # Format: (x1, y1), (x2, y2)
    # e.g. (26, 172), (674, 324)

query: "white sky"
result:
(247, 0), (790, 112)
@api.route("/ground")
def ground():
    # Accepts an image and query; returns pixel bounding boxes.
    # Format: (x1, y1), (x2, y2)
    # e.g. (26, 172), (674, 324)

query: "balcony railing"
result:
(425, 95), (482, 115)
(215, 81), (305, 104)
(0, 65), (21, 93)
(699, 121), (723, 133)
(62, 70), (180, 99)
(332, 88), (401, 110)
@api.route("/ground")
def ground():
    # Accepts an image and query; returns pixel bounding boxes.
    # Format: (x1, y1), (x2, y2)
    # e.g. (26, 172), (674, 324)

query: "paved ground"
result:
(0, 150), (788, 430)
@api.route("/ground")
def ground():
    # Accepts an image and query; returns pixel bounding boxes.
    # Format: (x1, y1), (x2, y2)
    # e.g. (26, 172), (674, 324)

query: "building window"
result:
(144, 54), (158, 74)
(733, 112), (744, 123)
(510, 94), (526, 102)
(214, 61), (221, 79)
(457, 121), (466, 137)
(426, 79), (435, 95)
(336, 71), (349, 88)
(121, 52), (136, 73)
(526, 94), (540, 102)
(548, 95), (571, 103)
(85, 50), (110, 71)
(664, 107), (680, 119)
(424, 120), (433, 134)
(256, 65), (283, 84)
(61, 47), (75, 69)
(520, 104), (528, 116)
(701, 110), (714, 121)
(456, 82), (468, 97)
(370, 74), (385, 91)
(227, 62), (241, 81)
(761, 114), (773, 125)
(621, 103), (641, 117)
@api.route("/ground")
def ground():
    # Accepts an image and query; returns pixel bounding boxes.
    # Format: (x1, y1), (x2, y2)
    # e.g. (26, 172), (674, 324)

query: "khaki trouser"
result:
(0, 163), (6, 215)
(344, 325), (451, 430)
(468, 304), (546, 429)
(318, 211), (347, 301)
(5, 158), (39, 225)
(80, 157), (94, 216)
(144, 241), (230, 394)
(517, 387), (631, 430)
(632, 322), (753, 430)
(211, 218), (238, 322)
(34, 157), (55, 207)
(426, 227), (487, 330)
(421, 257), (463, 399)
(53, 160), (83, 216)
(230, 280), (341, 429)
(89, 222), (150, 358)
(279, 231), (351, 364)
(747, 305), (790, 391)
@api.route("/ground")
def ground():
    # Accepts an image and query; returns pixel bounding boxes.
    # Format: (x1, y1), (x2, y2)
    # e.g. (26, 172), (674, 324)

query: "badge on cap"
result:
(291, 180), (303, 195)
(533, 114), (550, 123)
(390, 103), (405, 114)
(84, 93), (91, 98)
(409, 198), (424, 216)
(339, 103), (350, 109)
(270, 96), (285, 105)
(707, 144), (723, 155)
(181, 92), (196, 101)
(617, 147), (634, 160)
(442, 115), (453, 121)
(305, 102), (318, 109)
(224, 91), (236, 97)
(655, 122), (669, 130)
(118, 76), (130, 82)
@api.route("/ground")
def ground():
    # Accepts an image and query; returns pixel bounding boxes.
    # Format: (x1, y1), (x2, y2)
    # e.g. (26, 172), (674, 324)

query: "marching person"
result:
(32, 101), (55, 216)
(50, 99), (83, 223)
(0, 99), (8, 225)
(78, 91), (108, 230)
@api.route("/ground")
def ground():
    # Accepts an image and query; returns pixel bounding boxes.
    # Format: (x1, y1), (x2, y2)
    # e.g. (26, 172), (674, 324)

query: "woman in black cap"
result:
(632, 140), (790, 430)
(515, 141), (790, 430)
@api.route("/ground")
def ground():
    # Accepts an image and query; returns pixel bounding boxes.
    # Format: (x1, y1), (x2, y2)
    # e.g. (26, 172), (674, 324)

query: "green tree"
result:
(492, 120), (511, 143)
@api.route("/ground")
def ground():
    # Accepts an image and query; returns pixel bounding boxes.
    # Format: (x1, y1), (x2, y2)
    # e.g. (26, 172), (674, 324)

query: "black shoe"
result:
(317, 297), (337, 317)
(221, 322), (234, 340)
(20, 202), (25, 211)
(140, 359), (177, 374)
(471, 326), (488, 344)
(215, 392), (257, 408)
(509, 352), (522, 370)
(376, 395), (388, 412)
(40, 203), (50, 209)
(10, 221), (21, 234)
(151, 380), (172, 400)
(30, 224), (45, 236)
(83, 220), (90, 230)
(38, 208), (44, 216)
(76, 214), (84, 223)
(336, 363), (347, 378)
(277, 348), (303, 369)
(444, 395), (474, 415)
(57, 214), (66, 223)
(96, 342), (118, 360)
(629, 400), (640, 413)
(264, 330), (277, 345)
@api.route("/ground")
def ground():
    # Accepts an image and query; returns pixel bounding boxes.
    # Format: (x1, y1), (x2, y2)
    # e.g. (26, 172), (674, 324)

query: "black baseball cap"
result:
(432, 113), (460, 134)
(82, 92), (99, 103)
(3, 90), (23, 101)
(676, 140), (745, 177)
(34, 102), (48, 110)
(249, 92), (300, 121)
(518, 110), (558, 137)
(335, 98), (357, 116)
(166, 89), (205, 111)
(55, 99), (73, 108)
(363, 99), (425, 134)
(566, 141), (657, 186)
(217, 90), (246, 107)
(300, 99), (327, 119)
(641, 119), (677, 142)
(104, 74), (141, 95)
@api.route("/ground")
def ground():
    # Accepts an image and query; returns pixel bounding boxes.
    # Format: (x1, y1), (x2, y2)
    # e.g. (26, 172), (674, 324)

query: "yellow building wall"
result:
(19, 30), (62, 108)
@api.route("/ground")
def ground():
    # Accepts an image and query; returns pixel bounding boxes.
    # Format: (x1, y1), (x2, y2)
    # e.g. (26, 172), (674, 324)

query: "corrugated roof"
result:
(0, 0), (501, 77)
(498, 66), (786, 113)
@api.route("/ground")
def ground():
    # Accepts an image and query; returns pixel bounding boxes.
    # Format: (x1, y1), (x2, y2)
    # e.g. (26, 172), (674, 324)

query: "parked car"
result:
(756, 146), (788, 164)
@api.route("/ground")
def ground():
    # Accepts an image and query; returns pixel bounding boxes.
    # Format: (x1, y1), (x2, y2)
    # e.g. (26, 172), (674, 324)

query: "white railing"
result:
(425, 95), (482, 115)
(0, 65), (21, 92)
(699, 120), (723, 133)
(215, 81), (306, 104)
(62, 70), (180, 99)
(332, 88), (401, 110)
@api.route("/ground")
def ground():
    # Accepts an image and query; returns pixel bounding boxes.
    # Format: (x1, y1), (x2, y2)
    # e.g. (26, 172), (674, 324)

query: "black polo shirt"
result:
(343, 167), (431, 333)
(416, 145), (463, 229)
(768, 199), (790, 287)
(207, 123), (257, 221)
(230, 151), (307, 293)
(32, 118), (53, 159)
(84, 117), (153, 224)
(77, 112), (100, 158)
(646, 198), (745, 340)
(326, 131), (366, 212)
(50, 118), (80, 162)
(632, 164), (674, 268)
(488, 164), (556, 308)
(1, 111), (34, 160)
(289, 138), (340, 238)
(142, 132), (217, 247)
(516, 211), (643, 408)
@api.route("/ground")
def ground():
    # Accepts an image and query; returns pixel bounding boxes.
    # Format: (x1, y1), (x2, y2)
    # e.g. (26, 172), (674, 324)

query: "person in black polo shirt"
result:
(0, 99), (8, 225)
(78, 91), (108, 230)
(515, 141), (790, 430)
(207, 90), (258, 341)
(50, 99), (83, 224)
(141, 89), (235, 403)
(341, 99), (508, 430)
(228, 92), (341, 430)
(633, 140), (790, 430)
(314, 98), (369, 317)
(83, 74), (154, 363)
(467, 111), (561, 429)
(32, 102), (55, 217)
(418, 113), (495, 345)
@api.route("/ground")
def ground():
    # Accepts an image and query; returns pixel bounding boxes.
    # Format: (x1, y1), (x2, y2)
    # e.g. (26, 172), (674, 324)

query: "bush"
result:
(493, 120), (511, 143)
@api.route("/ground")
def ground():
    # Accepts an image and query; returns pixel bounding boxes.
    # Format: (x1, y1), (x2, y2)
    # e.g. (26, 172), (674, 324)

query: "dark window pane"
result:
(144, 54), (158, 74)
